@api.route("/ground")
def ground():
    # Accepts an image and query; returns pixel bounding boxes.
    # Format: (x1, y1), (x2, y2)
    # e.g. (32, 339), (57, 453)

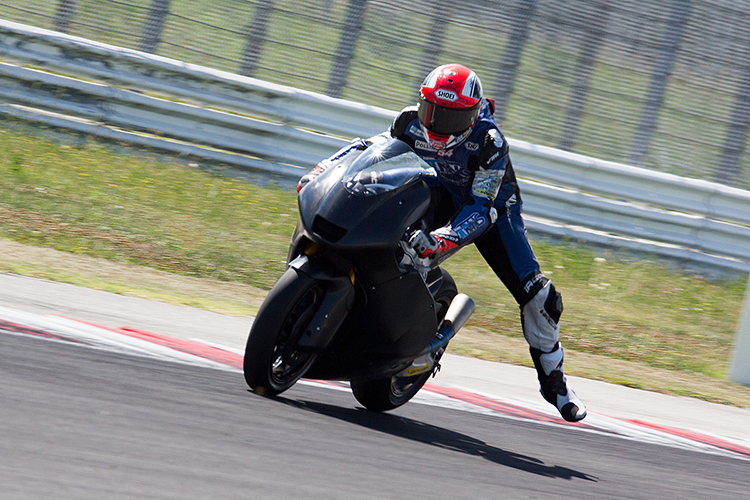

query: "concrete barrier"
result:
(729, 279), (750, 385)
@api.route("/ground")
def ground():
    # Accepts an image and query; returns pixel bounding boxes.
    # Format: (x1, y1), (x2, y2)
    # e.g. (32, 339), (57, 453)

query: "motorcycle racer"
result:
(299, 63), (586, 422)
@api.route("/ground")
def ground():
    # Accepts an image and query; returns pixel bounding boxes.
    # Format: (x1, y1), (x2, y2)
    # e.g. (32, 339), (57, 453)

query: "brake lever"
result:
(398, 240), (430, 281)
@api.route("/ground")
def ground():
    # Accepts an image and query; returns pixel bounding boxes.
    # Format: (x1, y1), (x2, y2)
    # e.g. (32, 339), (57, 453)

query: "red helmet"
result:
(418, 63), (483, 149)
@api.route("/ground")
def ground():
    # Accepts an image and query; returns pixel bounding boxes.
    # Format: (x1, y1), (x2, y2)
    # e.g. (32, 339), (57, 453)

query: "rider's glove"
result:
(408, 229), (458, 260)
(297, 164), (326, 193)
(297, 137), (373, 193)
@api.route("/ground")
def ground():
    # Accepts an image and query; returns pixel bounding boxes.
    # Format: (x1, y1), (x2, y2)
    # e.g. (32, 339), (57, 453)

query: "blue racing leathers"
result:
(390, 98), (561, 353)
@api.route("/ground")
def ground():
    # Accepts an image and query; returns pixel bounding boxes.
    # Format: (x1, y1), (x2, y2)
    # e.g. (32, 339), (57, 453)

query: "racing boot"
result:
(530, 343), (587, 422)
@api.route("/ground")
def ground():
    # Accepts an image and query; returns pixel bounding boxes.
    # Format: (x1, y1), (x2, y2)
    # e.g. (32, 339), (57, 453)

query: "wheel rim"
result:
(390, 375), (419, 398)
(390, 370), (431, 401)
(269, 284), (323, 388)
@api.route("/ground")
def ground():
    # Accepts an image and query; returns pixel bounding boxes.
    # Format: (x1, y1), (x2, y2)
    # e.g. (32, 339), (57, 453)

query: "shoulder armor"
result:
(477, 127), (509, 170)
(390, 106), (419, 138)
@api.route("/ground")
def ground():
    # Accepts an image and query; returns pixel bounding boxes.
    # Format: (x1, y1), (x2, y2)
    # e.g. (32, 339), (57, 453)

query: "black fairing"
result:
(291, 138), (444, 381)
(298, 138), (434, 249)
(304, 269), (439, 380)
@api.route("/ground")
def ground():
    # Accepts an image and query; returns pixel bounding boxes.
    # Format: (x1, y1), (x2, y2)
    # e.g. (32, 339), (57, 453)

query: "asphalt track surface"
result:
(2, 275), (749, 499)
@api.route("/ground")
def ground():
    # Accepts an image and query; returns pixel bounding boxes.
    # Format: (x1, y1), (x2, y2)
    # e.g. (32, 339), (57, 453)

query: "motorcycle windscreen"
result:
(343, 139), (435, 196)
(299, 138), (435, 247)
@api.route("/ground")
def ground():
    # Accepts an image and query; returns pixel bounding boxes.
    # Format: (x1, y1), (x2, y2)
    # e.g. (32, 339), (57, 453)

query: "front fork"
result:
(287, 253), (355, 352)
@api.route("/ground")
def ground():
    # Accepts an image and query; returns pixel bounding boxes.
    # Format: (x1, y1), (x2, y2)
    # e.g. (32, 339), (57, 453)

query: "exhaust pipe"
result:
(442, 293), (475, 335)
(421, 293), (475, 356)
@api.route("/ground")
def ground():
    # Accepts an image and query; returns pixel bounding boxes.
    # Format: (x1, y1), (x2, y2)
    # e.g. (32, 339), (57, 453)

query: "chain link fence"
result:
(1, 0), (749, 190)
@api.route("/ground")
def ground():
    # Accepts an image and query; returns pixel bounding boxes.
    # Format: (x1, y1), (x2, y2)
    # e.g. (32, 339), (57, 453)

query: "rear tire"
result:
(351, 370), (434, 412)
(243, 267), (325, 396)
(351, 271), (457, 411)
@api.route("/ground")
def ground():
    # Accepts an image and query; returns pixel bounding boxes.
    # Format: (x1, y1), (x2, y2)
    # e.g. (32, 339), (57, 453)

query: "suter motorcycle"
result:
(243, 138), (475, 411)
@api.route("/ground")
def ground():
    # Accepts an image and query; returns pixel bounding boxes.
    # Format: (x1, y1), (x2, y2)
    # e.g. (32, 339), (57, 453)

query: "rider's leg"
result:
(472, 202), (586, 422)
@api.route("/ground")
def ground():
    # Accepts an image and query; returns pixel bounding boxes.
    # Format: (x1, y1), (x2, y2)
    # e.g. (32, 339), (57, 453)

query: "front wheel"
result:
(243, 267), (325, 396)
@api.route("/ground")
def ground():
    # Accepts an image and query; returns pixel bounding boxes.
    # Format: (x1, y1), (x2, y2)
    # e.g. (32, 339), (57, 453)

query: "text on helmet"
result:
(434, 89), (458, 101)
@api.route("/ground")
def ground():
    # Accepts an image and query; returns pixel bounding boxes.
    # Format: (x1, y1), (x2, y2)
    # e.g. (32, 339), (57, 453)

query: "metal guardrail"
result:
(0, 19), (749, 273)
(511, 142), (750, 272)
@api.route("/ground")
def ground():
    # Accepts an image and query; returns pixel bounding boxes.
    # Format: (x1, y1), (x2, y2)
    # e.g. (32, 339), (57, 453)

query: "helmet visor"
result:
(417, 95), (481, 135)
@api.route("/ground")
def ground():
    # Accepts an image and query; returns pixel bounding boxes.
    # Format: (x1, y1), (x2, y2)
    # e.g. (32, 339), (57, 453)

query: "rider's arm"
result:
(412, 128), (508, 261)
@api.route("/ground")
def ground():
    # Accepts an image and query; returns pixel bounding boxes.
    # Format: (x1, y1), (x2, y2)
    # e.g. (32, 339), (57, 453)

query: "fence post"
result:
(240, 0), (274, 77)
(715, 61), (750, 186)
(557, 2), (610, 152)
(629, 0), (691, 167)
(416, 3), (452, 85)
(53, 0), (77, 34)
(729, 275), (750, 386)
(493, 0), (537, 122)
(326, 0), (368, 99)
(140, 0), (170, 54)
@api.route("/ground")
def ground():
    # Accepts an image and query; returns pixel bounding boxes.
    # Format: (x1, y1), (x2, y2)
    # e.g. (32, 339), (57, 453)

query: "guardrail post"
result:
(53, 0), (77, 34)
(326, 0), (367, 99)
(240, 0), (274, 77)
(729, 275), (750, 386)
(493, 0), (537, 122)
(140, 0), (170, 54)
(557, 1), (610, 152)
(629, 0), (691, 167)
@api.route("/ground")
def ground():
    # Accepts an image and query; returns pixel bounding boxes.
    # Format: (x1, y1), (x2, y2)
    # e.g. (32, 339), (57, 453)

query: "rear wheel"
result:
(351, 369), (434, 412)
(351, 272), (457, 411)
(244, 268), (325, 396)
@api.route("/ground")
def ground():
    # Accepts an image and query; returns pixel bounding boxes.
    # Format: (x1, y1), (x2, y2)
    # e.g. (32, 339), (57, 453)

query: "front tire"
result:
(243, 267), (325, 396)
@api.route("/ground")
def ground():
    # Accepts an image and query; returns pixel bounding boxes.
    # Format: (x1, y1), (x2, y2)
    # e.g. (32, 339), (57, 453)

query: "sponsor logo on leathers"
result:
(433, 160), (472, 182)
(472, 168), (504, 200)
(453, 212), (488, 241)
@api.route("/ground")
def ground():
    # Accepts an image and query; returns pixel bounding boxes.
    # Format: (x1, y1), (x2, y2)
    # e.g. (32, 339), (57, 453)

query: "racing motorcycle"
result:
(243, 137), (475, 411)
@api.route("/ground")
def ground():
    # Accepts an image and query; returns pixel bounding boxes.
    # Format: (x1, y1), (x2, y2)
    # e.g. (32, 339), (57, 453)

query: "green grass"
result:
(1, 120), (750, 407)
(0, 122), (295, 289)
